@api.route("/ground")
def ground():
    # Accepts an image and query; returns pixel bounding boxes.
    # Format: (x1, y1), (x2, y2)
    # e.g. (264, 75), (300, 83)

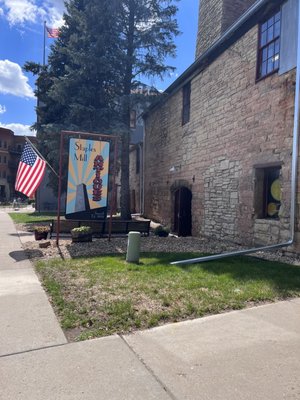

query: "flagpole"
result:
(43, 21), (46, 66)
(25, 136), (59, 178)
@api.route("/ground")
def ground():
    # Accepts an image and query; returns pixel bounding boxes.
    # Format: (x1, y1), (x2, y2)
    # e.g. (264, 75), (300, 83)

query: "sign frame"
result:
(56, 130), (118, 246)
(65, 138), (110, 220)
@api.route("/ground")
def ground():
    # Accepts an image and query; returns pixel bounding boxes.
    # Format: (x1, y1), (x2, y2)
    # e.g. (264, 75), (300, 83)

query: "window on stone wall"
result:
(182, 81), (191, 125)
(254, 166), (281, 219)
(3, 156), (6, 164)
(2, 170), (6, 178)
(3, 141), (7, 149)
(257, 10), (281, 80)
(130, 110), (137, 129)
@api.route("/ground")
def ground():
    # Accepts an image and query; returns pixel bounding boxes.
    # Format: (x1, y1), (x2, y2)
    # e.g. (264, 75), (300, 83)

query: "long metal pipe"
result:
(171, 0), (300, 266)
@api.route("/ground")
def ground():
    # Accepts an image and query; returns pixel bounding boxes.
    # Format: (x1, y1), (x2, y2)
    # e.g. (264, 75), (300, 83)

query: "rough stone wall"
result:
(203, 159), (241, 242)
(144, 25), (296, 247)
(196, 0), (256, 58)
(222, 0), (257, 32)
(196, 0), (223, 58)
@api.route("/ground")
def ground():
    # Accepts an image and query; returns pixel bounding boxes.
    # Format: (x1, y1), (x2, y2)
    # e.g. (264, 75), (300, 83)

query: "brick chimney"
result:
(196, 0), (257, 58)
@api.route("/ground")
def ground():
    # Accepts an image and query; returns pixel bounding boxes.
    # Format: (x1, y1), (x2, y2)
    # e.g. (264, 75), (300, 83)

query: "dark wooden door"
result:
(174, 187), (192, 236)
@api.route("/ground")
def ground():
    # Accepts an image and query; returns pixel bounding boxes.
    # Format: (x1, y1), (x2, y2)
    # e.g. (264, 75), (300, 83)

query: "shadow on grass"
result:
(122, 252), (300, 294)
(175, 254), (300, 293)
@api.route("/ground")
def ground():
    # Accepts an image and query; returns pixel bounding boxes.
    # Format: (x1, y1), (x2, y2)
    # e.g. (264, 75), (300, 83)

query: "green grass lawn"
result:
(35, 252), (300, 341)
(9, 212), (58, 224)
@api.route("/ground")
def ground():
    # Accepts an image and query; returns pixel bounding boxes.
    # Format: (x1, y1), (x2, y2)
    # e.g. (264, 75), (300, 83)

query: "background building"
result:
(0, 128), (37, 202)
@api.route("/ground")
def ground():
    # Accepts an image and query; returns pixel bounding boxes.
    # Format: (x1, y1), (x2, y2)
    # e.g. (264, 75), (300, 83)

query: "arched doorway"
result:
(174, 187), (192, 236)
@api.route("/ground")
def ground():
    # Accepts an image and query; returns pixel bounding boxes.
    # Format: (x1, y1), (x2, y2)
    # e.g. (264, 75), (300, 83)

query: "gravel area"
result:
(17, 222), (300, 266)
(22, 235), (225, 261)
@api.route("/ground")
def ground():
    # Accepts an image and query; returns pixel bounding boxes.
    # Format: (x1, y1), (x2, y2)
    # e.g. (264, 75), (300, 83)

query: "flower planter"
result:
(71, 233), (93, 243)
(154, 225), (170, 237)
(34, 231), (48, 241)
(71, 226), (93, 243)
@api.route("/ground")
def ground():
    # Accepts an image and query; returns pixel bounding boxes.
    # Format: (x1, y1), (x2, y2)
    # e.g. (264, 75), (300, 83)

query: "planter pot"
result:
(157, 231), (169, 237)
(34, 231), (48, 241)
(154, 230), (169, 237)
(71, 233), (93, 243)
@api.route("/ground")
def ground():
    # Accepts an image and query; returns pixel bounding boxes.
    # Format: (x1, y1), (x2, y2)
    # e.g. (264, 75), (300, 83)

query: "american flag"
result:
(46, 26), (59, 38)
(15, 143), (46, 198)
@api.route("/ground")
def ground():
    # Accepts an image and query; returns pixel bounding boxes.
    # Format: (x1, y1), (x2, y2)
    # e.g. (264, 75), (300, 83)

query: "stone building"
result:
(143, 0), (300, 251)
(0, 128), (36, 201)
(115, 84), (159, 215)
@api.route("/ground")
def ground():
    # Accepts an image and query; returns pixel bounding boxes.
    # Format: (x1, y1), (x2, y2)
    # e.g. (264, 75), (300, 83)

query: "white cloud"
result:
(0, 0), (41, 25)
(0, 104), (6, 114)
(0, 0), (65, 27)
(44, 0), (64, 27)
(0, 122), (36, 136)
(0, 60), (35, 99)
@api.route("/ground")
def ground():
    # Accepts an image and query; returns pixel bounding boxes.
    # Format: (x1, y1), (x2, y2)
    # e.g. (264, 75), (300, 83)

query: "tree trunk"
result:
(120, 127), (131, 219)
(120, 0), (135, 220)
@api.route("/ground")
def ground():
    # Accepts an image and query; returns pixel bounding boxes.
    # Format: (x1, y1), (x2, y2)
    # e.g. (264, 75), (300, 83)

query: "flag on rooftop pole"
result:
(15, 142), (46, 198)
(46, 26), (59, 39)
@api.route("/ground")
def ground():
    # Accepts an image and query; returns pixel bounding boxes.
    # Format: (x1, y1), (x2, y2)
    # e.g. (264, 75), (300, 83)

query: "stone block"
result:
(39, 241), (51, 249)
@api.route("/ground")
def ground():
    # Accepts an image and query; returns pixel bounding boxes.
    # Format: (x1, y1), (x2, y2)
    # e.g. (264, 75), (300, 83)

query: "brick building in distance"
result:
(143, 0), (300, 252)
(0, 128), (36, 201)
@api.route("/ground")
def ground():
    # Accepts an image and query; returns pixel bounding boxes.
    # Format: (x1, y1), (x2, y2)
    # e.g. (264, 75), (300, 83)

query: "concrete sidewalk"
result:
(1, 209), (300, 399)
(0, 211), (67, 356)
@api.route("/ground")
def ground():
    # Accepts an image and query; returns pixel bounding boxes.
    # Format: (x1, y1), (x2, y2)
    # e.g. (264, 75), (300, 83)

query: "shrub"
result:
(71, 226), (92, 234)
(154, 225), (170, 237)
(71, 226), (92, 243)
(34, 225), (50, 233)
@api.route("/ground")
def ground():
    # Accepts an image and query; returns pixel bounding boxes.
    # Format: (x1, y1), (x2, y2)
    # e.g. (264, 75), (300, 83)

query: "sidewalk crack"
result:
(119, 335), (179, 400)
(0, 342), (68, 359)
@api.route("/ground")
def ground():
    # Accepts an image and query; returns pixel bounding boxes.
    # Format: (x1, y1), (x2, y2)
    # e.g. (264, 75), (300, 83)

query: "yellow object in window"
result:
(271, 179), (281, 201)
(267, 202), (278, 217)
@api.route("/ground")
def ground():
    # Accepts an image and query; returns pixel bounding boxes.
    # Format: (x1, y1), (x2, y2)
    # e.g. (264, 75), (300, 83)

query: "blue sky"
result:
(0, 0), (198, 137)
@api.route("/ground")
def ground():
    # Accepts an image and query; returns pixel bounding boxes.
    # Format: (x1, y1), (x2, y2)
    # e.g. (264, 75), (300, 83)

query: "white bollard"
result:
(126, 231), (141, 263)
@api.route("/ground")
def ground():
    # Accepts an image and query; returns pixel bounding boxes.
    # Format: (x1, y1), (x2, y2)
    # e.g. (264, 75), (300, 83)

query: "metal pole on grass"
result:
(56, 131), (64, 246)
(108, 137), (118, 241)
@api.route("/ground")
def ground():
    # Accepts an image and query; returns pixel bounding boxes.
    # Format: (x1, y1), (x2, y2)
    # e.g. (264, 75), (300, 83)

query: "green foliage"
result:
(34, 225), (50, 233)
(71, 226), (92, 234)
(154, 225), (170, 236)
(25, 0), (124, 194)
(9, 212), (57, 224)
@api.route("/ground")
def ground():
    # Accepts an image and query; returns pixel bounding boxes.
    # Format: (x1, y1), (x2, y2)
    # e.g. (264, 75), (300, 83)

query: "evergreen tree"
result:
(48, 0), (123, 131)
(116, 0), (180, 219)
(25, 0), (123, 192)
(25, 0), (180, 216)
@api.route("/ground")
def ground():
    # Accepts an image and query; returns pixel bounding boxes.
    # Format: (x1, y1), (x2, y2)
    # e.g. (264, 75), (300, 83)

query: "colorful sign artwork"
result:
(66, 138), (110, 220)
